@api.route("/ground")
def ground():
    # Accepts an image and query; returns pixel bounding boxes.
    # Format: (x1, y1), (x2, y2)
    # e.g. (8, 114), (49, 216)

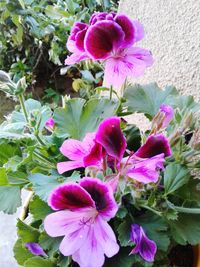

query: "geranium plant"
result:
(0, 11), (200, 267)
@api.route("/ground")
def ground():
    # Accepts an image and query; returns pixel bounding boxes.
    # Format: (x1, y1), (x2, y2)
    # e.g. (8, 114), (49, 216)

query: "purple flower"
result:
(159, 104), (174, 128)
(95, 116), (127, 162)
(57, 133), (103, 174)
(25, 242), (46, 257)
(65, 12), (153, 88)
(135, 134), (172, 158)
(126, 154), (165, 184)
(130, 224), (157, 262)
(45, 117), (55, 130)
(44, 177), (119, 267)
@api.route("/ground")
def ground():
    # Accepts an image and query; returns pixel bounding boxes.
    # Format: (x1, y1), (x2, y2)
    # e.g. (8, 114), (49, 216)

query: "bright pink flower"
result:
(135, 134), (172, 158)
(57, 133), (102, 174)
(130, 224), (157, 262)
(95, 116), (127, 162)
(45, 117), (55, 130)
(44, 178), (119, 267)
(65, 12), (153, 88)
(126, 154), (165, 184)
(159, 104), (174, 128)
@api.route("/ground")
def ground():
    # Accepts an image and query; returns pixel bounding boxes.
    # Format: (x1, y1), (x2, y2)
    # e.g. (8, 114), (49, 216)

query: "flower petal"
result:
(65, 52), (88, 65)
(80, 177), (118, 220)
(83, 142), (102, 167)
(139, 232), (157, 262)
(130, 224), (142, 254)
(95, 117), (126, 162)
(114, 14), (136, 47)
(85, 20), (125, 60)
(132, 20), (145, 42)
(60, 139), (88, 160)
(160, 104), (174, 128)
(95, 216), (119, 257)
(48, 183), (94, 210)
(25, 243), (46, 256)
(135, 134), (172, 158)
(57, 160), (83, 174)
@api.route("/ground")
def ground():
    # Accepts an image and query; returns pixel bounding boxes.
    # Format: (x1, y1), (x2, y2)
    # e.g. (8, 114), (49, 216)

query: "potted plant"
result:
(0, 11), (200, 267)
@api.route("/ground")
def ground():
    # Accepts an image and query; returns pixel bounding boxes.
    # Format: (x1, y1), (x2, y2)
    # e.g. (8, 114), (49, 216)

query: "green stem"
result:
(34, 131), (46, 146)
(139, 204), (162, 217)
(109, 85), (113, 100)
(19, 94), (29, 123)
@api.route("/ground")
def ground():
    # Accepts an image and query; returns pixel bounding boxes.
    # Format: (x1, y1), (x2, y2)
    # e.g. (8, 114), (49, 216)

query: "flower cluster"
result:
(65, 12), (153, 89)
(44, 111), (173, 267)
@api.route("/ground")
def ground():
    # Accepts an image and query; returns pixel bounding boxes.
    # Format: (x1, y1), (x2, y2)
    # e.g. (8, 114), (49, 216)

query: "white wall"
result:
(119, 0), (200, 101)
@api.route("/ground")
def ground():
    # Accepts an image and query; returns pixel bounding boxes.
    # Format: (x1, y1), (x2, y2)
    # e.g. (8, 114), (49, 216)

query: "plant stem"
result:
(109, 85), (113, 100)
(139, 203), (162, 216)
(19, 191), (34, 221)
(19, 94), (29, 123)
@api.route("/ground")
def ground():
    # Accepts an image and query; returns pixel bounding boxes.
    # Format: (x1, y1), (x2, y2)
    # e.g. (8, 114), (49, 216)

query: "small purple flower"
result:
(57, 133), (103, 174)
(159, 104), (174, 128)
(25, 242), (46, 257)
(130, 224), (157, 262)
(44, 178), (119, 267)
(126, 154), (165, 184)
(65, 12), (153, 88)
(135, 134), (172, 158)
(45, 117), (55, 130)
(95, 116), (127, 162)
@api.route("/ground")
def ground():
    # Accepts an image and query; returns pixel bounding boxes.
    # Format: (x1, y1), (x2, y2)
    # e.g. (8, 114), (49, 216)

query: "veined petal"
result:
(132, 20), (145, 42)
(127, 165), (159, 184)
(57, 160), (83, 174)
(60, 139), (88, 160)
(25, 243), (46, 257)
(84, 20), (125, 60)
(80, 177), (118, 220)
(135, 134), (172, 158)
(95, 117), (126, 162)
(95, 216), (119, 257)
(130, 224), (142, 254)
(160, 104), (174, 128)
(48, 182), (95, 210)
(83, 142), (102, 167)
(126, 47), (153, 67)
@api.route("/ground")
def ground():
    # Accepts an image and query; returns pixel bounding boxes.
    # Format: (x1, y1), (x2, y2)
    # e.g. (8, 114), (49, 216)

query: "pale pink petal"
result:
(127, 165), (159, 184)
(60, 139), (88, 160)
(65, 52), (88, 65)
(57, 160), (83, 174)
(95, 216), (119, 257)
(132, 20), (145, 42)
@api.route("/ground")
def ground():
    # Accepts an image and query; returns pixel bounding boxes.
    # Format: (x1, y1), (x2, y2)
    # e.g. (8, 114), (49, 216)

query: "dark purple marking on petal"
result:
(84, 21), (125, 60)
(135, 134), (172, 158)
(80, 177), (118, 219)
(114, 14), (135, 48)
(48, 183), (95, 211)
(83, 142), (103, 167)
(139, 233), (157, 262)
(95, 117), (127, 161)
(25, 242), (46, 256)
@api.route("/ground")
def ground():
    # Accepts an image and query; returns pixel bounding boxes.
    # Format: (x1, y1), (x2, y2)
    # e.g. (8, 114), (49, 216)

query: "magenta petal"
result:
(48, 182), (94, 210)
(132, 20), (145, 42)
(67, 22), (88, 53)
(115, 14), (136, 48)
(127, 166), (159, 184)
(84, 21), (125, 60)
(130, 224), (141, 254)
(57, 160), (83, 174)
(80, 177), (118, 220)
(95, 117), (126, 161)
(83, 142), (102, 167)
(135, 134), (172, 158)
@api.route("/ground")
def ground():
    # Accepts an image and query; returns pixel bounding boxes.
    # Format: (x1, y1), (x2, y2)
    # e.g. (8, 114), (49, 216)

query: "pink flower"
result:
(57, 133), (103, 174)
(135, 134), (172, 158)
(65, 12), (153, 88)
(159, 104), (174, 128)
(130, 224), (157, 262)
(44, 177), (119, 267)
(45, 117), (55, 130)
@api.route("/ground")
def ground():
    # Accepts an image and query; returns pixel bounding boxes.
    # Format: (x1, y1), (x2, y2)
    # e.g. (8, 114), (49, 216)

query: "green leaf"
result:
(104, 247), (136, 267)
(29, 195), (52, 220)
(123, 124), (141, 152)
(166, 94), (200, 113)
(123, 83), (177, 119)
(136, 212), (170, 251)
(0, 167), (8, 185)
(169, 213), (200, 245)
(117, 217), (132, 247)
(0, 143), (21, 166)
(164, 164), (189, 195)
(4, 155), (22, 171)
(24, 256), (54, 267)
(17, 219), (40, 243)
(54, 98), (118, 139)
(7, 171), (28, 185)
(13, 238), (33, 265)
(0, 186), (21, 213)
(39, 232), (62, 257)
(175, 178), (200, 201)
(28, 173), (62, 201)
(45, 5), (69, 19)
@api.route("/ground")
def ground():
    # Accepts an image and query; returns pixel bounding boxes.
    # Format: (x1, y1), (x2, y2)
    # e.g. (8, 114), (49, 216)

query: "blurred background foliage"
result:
(0, 0), (118, 104)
